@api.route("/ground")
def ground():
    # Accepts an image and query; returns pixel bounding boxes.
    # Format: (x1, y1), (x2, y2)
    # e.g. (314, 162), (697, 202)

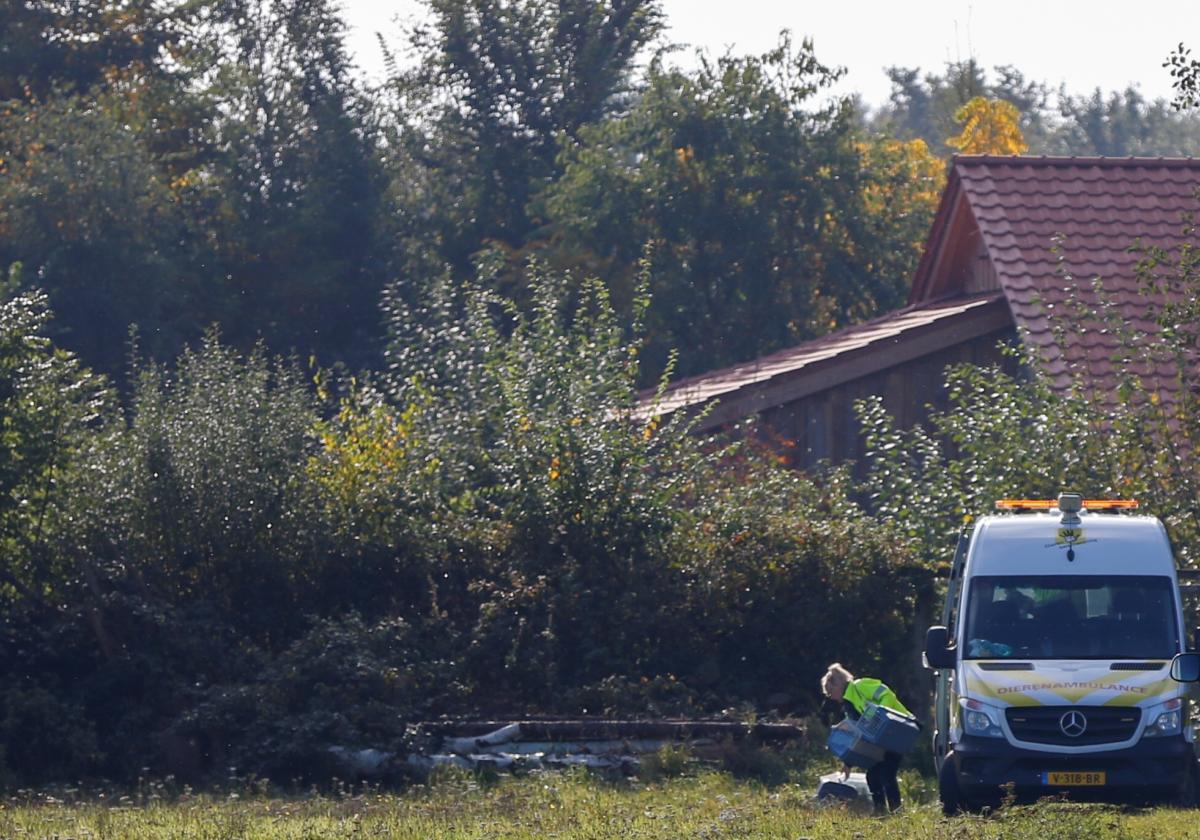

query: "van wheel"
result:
(939, 752), (964, 816)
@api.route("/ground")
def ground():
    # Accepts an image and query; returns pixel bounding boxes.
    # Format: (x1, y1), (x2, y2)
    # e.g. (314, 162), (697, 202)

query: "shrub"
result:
(372, 259), (923, 713)
(639, 744), (694, 781)
(178, 614), (444, 781)
(0, 262), (925, 785)
(378, 259), (712, 708)
(0, 680), (101, 785)
(674, 464), (924, 710)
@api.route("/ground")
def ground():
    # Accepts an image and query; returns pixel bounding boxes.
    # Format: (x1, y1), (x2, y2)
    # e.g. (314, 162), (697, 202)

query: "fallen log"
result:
(452, 738), (705, 756)
(420, 719), (804, 744)
(442, 722), (524, 754)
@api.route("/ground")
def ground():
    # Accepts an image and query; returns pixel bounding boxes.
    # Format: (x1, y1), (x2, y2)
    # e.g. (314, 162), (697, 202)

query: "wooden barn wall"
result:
(754, 327), (1019, 474)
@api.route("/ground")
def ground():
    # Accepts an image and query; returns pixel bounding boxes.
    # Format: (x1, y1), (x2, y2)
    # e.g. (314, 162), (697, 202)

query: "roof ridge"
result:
(953, 154), (1200, 169)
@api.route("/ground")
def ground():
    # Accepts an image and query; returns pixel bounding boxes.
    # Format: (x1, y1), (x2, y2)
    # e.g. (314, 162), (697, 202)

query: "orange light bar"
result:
(995, 499), (1138, 510)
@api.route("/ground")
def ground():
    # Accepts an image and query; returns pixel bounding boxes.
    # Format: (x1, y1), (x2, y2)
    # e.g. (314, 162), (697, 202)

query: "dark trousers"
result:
(866, 751), (902, 812)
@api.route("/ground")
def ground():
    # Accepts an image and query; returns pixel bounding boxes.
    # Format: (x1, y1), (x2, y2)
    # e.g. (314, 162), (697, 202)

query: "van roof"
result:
(967, 512), (1176, 578)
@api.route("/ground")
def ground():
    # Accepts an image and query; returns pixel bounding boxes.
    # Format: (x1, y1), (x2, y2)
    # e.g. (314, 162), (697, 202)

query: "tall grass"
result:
(0, 771), (1194, 839)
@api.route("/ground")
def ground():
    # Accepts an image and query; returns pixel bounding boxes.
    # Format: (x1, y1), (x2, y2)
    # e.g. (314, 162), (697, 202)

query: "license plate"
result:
(1042, 771), (1106, 786)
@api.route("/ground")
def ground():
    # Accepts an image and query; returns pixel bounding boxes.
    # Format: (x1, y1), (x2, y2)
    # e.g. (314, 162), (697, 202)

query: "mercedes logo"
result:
(1060, 710), (1088, 738)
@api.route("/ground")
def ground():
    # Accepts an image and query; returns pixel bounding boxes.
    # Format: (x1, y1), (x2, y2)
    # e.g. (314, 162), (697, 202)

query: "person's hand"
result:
(841, 763), (851, 779)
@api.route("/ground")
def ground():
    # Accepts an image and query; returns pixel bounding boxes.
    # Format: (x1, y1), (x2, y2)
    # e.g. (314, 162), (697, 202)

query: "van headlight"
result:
(960, 698), (1004, 738)
(1143, 698), (1183, 738)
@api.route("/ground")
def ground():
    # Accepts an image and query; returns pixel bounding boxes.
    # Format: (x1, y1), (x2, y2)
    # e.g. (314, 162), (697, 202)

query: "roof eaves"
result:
(637, 296), (942, 405)
(690, 295), (1013, 431)
(637, 294), (1011, 426)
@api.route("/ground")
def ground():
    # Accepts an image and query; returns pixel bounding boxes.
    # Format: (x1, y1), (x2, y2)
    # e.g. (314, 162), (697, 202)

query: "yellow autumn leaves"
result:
(948, 97), (1029, 156)
(856, 136), (945, 219)
(312, 399), (411, 510)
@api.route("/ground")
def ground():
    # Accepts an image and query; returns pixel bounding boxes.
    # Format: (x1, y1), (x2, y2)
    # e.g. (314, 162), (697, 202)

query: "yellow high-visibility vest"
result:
(845, 677), (912, 717)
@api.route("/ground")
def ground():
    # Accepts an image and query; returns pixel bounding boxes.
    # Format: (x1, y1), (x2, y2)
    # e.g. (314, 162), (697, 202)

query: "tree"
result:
(946, 96), (1028, 155)
(1055, 86), (1200, 156)
(0, 0), (225, 378)
(0, 285), (118, 782)
(1, 0), (391, 378)
(873, 59), (1200, 157)
(201, 0), (389, 370)
(538, 36), (942, 379)
(0, 0), (186, 102)
(0, 91), (203, 375)
(855, 136), (946, 292)
(0, 285), (112, 607)
(871, 60), (990, 154)
(1166, 43), (1200, 110)
(382, 0), (663, 283)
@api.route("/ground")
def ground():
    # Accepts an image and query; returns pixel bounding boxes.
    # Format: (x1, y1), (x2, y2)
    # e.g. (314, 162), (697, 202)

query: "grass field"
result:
(3, 770), (1200, 839)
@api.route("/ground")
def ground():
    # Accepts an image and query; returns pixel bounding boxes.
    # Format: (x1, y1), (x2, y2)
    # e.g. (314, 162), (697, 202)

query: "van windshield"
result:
(963, 575), (1178, 660)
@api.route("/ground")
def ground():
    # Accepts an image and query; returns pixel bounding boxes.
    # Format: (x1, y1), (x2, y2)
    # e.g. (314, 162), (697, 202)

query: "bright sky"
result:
(340, 0), (1198, 109)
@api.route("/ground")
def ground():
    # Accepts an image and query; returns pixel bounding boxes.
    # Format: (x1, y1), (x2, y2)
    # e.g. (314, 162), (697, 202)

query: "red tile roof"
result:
(913, 156), (1200, 399)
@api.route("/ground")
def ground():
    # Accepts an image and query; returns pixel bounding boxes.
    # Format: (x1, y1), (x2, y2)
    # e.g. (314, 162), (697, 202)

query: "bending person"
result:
(821, 662), (913, 814)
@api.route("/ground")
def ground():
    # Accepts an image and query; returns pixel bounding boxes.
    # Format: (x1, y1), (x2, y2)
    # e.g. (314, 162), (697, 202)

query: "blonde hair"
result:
(820, 663), (854, 697)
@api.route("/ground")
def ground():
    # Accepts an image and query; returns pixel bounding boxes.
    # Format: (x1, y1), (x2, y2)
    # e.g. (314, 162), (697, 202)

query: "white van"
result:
(924, 493), (1199, 813)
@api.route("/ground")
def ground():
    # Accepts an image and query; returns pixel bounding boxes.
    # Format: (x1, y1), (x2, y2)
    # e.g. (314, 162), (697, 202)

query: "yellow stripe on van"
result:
(964, 666), (1172, 708)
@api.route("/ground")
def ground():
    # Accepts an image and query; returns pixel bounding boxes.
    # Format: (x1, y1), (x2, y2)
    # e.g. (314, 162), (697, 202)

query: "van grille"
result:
(1005, 706), (1141, 746)
(1109, 662), (1165, 671)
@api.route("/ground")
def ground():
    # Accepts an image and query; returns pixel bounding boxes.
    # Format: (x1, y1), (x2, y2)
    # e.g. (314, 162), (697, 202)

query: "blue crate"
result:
(858, 703), (921, 754)
(827, 719), (885, 769)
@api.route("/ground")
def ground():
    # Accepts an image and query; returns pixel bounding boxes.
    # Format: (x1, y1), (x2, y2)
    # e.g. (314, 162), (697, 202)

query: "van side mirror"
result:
(1171, 652), (1200, 682)
(924, 626), (956, 670)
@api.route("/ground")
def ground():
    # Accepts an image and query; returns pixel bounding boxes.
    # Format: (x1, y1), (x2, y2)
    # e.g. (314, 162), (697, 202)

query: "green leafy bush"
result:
(179, 614), (445, 781)
(0, 263), (921, 786)
(373, 258), (922, 712)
